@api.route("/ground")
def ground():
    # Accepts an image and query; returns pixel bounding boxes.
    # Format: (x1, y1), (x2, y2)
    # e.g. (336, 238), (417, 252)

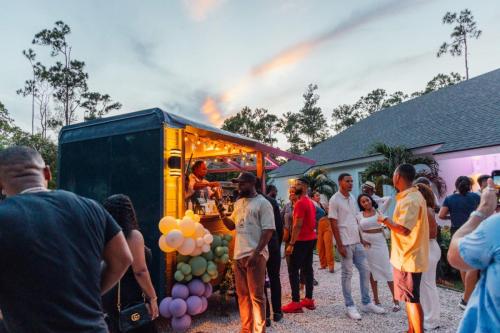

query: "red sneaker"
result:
(300, 298), (316, 310)
(282, 301), (304, 313)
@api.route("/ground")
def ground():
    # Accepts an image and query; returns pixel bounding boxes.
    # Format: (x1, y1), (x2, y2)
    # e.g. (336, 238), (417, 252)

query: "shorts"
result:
(393, 268), (422, 303)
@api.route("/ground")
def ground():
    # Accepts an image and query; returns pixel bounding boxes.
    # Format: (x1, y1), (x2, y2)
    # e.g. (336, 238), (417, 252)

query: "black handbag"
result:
(117, 280), (152, 332)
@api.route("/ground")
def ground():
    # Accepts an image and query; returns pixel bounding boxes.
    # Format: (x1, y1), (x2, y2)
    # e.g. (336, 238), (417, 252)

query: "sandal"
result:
(392, 304), (401, 312)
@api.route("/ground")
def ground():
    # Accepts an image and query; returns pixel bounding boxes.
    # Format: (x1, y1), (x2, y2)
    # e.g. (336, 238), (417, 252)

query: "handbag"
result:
(116, 280), (152, 332)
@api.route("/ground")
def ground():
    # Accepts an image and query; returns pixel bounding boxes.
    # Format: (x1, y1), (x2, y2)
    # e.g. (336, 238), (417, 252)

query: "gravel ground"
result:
(161, 255), (464, 333)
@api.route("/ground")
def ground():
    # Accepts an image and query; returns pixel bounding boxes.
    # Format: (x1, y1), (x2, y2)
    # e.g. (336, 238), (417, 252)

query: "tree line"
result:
(222, 8), (481, 155)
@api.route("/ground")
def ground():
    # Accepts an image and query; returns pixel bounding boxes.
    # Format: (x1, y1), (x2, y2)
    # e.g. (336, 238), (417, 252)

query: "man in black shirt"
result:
(0, 146), (133, 333)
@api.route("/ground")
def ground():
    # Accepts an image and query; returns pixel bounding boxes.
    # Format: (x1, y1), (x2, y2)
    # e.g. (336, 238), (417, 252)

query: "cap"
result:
(363, 181), (376, 189)
(296, 177), (310, 186)
(231, 172), (257, 184)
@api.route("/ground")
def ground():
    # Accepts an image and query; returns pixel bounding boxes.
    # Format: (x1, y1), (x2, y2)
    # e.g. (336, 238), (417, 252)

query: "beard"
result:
(239, 188), (252, 197)
(294, 188), (303, 196)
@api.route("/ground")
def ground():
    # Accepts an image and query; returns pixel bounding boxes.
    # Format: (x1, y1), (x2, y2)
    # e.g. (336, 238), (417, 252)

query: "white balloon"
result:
(166, 230), (184, 249)
(178, 238), (196, 256)
(202, 244), (211, 253)
(203, 233), (213, 245)
(196, 237), (205, 247)
(191, 247), (203, 256)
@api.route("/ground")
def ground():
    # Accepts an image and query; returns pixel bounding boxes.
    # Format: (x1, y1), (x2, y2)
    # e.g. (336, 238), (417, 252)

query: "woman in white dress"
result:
(415, 183), (441, 330)
(357, 194), (400, 311)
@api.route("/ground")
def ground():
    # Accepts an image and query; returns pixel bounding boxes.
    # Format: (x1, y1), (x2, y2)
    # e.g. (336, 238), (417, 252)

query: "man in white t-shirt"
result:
(362, 181), (392, 213)
(329, 173), (386, 320)
(220, 172), (275, 333)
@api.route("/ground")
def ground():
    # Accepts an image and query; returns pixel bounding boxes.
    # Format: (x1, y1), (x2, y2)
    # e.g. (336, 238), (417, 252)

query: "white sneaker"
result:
(360, 302), (387, 314)
(346, 306), (362, 320)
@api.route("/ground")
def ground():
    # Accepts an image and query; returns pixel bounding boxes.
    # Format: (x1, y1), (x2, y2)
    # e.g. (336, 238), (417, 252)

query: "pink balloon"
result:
(200, 296), (208, 313)
(188, 279), (205, 297)
(204, 283), (213, 298)
(172, 283), (189, 300)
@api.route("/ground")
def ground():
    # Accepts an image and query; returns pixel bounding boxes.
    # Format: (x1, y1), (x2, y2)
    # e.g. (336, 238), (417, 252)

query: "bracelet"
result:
(470, 210), (486, 220)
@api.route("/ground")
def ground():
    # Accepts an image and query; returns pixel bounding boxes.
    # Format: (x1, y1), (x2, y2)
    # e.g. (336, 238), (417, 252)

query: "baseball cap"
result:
(231, 172), (257, 184)
(363, 181), (376, 189)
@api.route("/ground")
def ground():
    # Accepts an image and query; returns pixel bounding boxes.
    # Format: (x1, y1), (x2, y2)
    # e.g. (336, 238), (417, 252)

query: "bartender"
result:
(186, 160), (220, 203)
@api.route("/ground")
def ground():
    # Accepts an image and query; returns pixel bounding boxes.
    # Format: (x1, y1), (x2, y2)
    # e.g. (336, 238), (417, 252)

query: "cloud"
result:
(129, 38), (172, 77)
(199, 0), (435, 125)
(182, 0), (225, 22)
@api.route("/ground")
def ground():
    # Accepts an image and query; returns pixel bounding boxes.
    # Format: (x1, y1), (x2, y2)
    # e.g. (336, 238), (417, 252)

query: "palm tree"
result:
(364, 143), (446, 197)
(302, 169), (338, 199)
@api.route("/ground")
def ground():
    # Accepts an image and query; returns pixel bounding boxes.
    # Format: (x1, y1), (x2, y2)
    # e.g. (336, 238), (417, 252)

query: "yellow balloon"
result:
(158, 235), (175, 253)
(179, 217), (196, 237)
(185, 210), (195, 218)
(158, 216), (178, 234)
(193, 223), (205, 238)
(193, 214), (200, 223)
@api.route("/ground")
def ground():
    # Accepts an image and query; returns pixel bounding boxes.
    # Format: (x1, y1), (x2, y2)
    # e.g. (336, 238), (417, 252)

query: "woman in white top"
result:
(357, 194), (400, 311)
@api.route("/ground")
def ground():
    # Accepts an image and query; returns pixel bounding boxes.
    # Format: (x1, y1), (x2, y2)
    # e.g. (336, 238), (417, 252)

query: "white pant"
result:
(421, 239), (441, 329)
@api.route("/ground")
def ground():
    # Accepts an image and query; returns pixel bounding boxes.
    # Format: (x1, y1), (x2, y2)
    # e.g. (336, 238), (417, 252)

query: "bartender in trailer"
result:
(186, 160), (220, 201)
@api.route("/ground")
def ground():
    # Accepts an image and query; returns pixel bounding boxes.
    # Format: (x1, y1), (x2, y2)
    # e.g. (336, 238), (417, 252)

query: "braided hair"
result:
(103, 194), (139, 238)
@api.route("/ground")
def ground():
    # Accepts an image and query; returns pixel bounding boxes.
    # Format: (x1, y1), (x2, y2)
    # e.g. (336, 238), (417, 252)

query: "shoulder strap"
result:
(117, 280), (121, 312)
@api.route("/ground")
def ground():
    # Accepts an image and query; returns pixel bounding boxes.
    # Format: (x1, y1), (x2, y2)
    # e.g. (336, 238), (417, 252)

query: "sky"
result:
(1, 0), (499, 147)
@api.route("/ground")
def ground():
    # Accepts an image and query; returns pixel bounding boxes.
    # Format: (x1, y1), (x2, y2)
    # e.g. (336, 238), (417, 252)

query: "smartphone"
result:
(491, 170), (500, 206)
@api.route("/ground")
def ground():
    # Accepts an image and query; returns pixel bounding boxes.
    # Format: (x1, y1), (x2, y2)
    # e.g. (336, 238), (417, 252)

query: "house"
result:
(269, 68), (500, 204)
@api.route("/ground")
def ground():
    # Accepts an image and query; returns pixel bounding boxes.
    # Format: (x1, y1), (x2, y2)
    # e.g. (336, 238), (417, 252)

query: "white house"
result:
(269, 69), (500, 205)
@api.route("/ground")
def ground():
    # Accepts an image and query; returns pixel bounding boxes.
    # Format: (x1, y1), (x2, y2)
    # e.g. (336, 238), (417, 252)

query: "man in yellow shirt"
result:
(378, 164), (429, 333)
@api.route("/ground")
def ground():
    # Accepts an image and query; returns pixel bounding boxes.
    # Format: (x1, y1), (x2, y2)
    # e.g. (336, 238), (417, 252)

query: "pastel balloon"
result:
(171, 314), (191, 332)
(185, 209), (195, 217)
(172, 283), (190, 299)
(193, 224), (205, 238)
(166, 230), (184, 249)
(179, 217), (196, 237)
(204, 283), (213, 298)
(159, 297), (173, 318)
(169, 298), (187, 318)
(158, 235), (175, 253)
(193, 214), (201, 222)
(196, 237), (205, 247)
(188, 279), (205, 297)
(201, 243), (211, 253)
(190, 247), (203, 257)
(200, 296), (208, 313)
(203, 233), (213, 245)
(178, 238), (196, 256)
(186, 296), (203, 316)
(159, 216), (178, 234)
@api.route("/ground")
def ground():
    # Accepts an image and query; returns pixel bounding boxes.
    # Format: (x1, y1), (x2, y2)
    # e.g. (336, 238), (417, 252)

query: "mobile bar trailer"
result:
(58, 107), (314, 298)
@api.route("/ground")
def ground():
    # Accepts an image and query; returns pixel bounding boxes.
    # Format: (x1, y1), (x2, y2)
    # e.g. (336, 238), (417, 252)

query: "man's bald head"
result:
(0, 146), (51, 196)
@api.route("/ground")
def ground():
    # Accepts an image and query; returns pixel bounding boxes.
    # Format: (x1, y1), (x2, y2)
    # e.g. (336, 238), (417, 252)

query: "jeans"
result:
(289, 240), (315, 302)
(234, 255), (267, 333)
(265, 238), (282, 318)
(341, 243), (371, 307)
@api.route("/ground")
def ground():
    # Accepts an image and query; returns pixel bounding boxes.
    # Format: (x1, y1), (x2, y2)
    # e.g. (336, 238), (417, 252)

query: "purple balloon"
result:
(200, 296), (208, 313)
(204, 283), (213, 298)
(159, 297), (172, 318)
(186, 295), (203, 316)
(172, 283), (189, 300)
(169, 298), (187, 318)
(171, 314), (192, 332)
(188, 279), (205, 297)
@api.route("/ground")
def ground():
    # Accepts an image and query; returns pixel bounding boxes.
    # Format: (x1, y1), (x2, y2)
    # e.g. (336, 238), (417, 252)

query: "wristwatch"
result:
(470, 210), (486, 220)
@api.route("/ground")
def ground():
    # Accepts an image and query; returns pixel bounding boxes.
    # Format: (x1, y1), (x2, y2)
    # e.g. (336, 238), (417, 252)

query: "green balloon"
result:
(221, 240), (228, 247)
(189, 256), (208, 276)
(208, 270), (218, 278)
(215, 246), (224, 257)
(177, 254), (190, 263)
(212, 235), (222, 248)
(202, 250), (214, 261)
(202, 273), (211, 283)
(177, 262), (184, 270)
(185, 274), (193, 282)
(224, 234), (233, 242)
(221, 254), (229, 263)
(181, 264), (192, 275)
(174, 270), (184, 282)
(222, 247), (229, 254)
